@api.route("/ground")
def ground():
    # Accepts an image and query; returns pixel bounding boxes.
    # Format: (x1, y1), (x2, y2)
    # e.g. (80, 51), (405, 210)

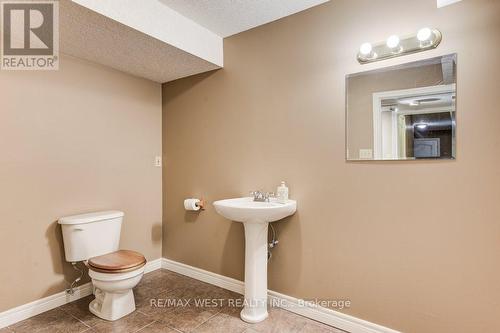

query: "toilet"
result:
(58, 211), (146, 321)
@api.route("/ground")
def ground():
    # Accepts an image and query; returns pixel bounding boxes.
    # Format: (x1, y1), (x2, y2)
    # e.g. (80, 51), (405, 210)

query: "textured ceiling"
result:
(59, 0), (331, 83)
(159, 0), (330, 37)
(60, 0), (220, 83)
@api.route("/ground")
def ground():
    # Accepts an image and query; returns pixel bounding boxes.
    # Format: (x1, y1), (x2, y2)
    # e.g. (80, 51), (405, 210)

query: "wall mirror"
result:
(346, 54), (456, 161)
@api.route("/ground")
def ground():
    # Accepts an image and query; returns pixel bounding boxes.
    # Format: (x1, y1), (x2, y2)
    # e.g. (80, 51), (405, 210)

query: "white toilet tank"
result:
(58, 211), (124, 262)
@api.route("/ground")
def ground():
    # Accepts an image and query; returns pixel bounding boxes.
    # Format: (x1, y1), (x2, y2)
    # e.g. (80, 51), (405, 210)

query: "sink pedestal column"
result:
(240, 221), (269, 323)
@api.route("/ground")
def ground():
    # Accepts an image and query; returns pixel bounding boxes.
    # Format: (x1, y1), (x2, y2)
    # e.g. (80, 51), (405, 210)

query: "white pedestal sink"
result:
(213, 197), (297, 323)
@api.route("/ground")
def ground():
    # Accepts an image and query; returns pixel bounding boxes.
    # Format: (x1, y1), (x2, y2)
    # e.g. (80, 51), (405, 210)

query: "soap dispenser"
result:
(277, 181), (289, 204)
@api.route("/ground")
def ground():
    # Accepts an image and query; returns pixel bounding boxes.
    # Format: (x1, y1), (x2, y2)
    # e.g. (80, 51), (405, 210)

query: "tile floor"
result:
(2, 269), (346, 333)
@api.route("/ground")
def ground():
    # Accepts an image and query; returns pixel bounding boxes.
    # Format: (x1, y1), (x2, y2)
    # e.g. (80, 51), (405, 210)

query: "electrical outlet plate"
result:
(359, 149), (373, 159)
(155, 156), (162, 167)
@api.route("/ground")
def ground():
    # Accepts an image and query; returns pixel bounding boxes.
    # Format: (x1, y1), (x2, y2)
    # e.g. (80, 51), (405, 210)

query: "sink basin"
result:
(213, 196), (297, 324)
(213, 197), (297, 223)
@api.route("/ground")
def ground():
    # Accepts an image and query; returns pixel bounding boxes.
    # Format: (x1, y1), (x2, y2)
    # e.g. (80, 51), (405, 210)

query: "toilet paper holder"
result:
(184, 198), (205, 211)
(196, 199), (205, 210)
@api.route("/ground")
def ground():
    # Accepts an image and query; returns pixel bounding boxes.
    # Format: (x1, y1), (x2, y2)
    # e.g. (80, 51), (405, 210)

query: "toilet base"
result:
(89, 288), (136, 321)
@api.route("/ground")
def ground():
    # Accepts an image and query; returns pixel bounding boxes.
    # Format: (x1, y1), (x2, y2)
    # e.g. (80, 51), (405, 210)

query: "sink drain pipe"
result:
(268, 224), (279, 261)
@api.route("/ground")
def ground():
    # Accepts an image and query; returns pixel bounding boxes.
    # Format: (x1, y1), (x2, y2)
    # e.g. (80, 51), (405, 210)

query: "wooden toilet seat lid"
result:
(88, 250), (146, 273)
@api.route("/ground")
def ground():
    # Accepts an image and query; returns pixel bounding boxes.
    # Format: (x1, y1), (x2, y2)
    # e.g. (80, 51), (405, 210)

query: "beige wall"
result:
(162, 0), (500, 332)
(0, 55), (162, 311)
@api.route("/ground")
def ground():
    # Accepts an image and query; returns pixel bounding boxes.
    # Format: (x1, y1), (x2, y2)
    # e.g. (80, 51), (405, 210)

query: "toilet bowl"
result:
(58, 211), (146, 321)
(87, 250), (146, 321)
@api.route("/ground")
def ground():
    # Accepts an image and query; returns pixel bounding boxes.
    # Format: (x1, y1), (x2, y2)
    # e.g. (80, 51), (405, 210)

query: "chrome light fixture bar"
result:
(357, 28), (442, 64)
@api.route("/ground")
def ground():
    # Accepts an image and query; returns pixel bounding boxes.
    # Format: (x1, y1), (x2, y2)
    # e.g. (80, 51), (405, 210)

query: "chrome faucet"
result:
(250, 191), (275, 202)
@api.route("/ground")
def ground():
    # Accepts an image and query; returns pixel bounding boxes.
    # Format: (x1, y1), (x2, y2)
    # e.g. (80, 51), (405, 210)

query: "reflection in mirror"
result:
(346, 54), (456, 160)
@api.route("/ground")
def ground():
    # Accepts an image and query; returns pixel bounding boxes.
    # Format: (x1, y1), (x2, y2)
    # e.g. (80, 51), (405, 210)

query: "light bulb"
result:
(417, 28), (432, 42)
(386, 35), (400, 49)
(359, 42), (372, 56)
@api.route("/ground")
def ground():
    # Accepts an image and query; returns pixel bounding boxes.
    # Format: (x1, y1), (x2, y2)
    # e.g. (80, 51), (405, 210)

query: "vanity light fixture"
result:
(359, 42), (377, 60)
(417, 27), (432, 42)
(359, 42), (372, 55)
(386, 35), (402, 54)
(357, 28), (442, 64)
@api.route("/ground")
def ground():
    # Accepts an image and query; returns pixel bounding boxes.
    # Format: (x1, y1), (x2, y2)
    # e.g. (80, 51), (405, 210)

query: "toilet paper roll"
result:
(184, 198), (201, 211)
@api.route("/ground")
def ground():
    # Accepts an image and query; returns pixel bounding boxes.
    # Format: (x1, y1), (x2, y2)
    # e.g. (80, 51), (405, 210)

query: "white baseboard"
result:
(162, 258), (245, 295)
(1, 258), (400, 333)
(0, 258), (163, 329)
(162, 258), (400, 333)
(0, 282), (93, 329)
(144, 257), (163, 274)
(267, 290), (400, 333)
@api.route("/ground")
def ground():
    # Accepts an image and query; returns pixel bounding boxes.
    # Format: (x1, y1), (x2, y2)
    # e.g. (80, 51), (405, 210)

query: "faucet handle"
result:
(263, 192), (275, 202)
(249, 191), (261, 199)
